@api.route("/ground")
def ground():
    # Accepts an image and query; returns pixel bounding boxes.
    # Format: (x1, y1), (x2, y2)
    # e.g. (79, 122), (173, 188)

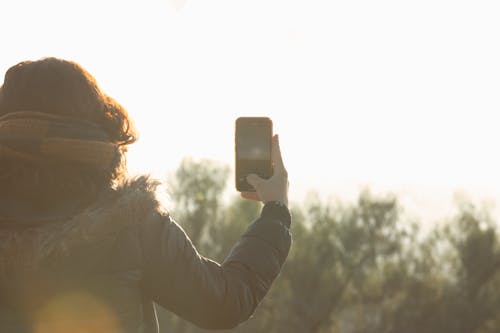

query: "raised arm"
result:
(141, 207), (291, 329)
(141, 134), (291, 329)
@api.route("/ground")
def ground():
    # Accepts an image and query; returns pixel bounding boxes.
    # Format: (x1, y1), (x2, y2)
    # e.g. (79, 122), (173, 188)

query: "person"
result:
(0, 57), (291, 333)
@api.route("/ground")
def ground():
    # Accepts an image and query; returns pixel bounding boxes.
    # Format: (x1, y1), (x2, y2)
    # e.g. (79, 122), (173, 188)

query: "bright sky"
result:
(1, 0), (499, 224)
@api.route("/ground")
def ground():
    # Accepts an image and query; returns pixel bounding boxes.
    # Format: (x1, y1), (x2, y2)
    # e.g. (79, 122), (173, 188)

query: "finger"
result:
(271, 134), (286, 174)
(240, 192), (260, 201)
(247, 174), (265, 188)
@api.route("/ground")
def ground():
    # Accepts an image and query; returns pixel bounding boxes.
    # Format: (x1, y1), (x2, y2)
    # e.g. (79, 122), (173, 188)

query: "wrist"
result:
(262, 200), (291, 228)
(266, 199), (288, 208)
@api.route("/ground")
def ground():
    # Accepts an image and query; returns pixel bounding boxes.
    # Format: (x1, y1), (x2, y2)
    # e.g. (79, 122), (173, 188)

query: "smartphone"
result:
(235, 117), (273, 192)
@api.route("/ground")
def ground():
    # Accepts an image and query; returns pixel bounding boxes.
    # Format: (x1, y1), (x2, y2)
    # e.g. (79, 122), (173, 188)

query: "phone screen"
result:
(235, 117), (273, 192)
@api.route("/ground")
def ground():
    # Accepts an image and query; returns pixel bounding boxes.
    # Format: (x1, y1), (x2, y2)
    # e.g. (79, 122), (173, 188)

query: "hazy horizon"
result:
(126, 147), (500, 228)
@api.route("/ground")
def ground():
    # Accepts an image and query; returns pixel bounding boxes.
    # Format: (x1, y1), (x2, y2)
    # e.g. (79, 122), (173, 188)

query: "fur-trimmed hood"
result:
(0, 176), (167, 274)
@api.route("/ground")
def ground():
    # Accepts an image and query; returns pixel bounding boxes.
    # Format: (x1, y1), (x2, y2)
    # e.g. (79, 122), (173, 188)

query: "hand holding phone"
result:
(241, 134), (289, 206)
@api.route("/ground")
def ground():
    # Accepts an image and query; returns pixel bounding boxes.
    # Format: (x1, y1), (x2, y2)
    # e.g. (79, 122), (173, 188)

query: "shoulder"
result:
(94, 175), (170, 226)
(111, 175), (168, 215)
(56, 175), (171, 251)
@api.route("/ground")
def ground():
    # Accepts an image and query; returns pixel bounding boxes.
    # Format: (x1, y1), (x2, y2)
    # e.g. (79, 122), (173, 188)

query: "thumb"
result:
(246, 174), (265, 188)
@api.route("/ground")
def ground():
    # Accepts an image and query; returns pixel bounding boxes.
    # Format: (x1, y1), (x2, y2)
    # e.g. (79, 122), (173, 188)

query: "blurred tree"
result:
(207, 197), (261, 261)
(169, 157), (230, 250)
(378, 203), (500, 333)
(271, 191), (412, 333)
(437, 204), (500, 333)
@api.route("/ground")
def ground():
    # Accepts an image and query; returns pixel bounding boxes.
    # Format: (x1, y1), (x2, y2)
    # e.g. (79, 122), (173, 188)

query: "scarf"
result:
(0, 111), (119, 169)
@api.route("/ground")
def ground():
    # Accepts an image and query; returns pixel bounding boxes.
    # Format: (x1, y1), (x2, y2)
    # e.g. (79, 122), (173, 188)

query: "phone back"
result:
(235, 117), (273, 192)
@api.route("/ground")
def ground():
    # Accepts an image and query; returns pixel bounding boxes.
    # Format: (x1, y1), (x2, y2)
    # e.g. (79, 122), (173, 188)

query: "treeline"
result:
(156, 158), (500, 333)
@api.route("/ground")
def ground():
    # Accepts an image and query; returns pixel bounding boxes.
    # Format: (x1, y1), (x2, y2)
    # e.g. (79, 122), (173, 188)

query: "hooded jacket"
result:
(0, 176), (292, 333)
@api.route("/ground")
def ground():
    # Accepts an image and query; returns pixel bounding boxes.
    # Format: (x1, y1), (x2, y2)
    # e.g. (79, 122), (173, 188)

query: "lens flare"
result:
(34, 291), (121, 333)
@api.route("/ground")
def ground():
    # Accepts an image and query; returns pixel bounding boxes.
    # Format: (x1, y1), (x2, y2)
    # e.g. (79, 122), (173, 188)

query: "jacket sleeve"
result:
(140, 203), (292, 329)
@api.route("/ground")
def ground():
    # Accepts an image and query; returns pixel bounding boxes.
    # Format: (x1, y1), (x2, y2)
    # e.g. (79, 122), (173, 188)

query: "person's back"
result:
(0, 176), (159, 333)
(0, 58), (292, 333)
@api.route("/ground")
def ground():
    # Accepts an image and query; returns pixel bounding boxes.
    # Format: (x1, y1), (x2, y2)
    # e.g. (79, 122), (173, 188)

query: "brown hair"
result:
(0, 57), (138, 209)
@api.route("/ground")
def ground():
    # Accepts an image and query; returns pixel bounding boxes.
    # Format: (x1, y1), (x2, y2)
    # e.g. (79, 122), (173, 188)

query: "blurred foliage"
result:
(169, 158), (230, 252)
(158, 158), (500, 333)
